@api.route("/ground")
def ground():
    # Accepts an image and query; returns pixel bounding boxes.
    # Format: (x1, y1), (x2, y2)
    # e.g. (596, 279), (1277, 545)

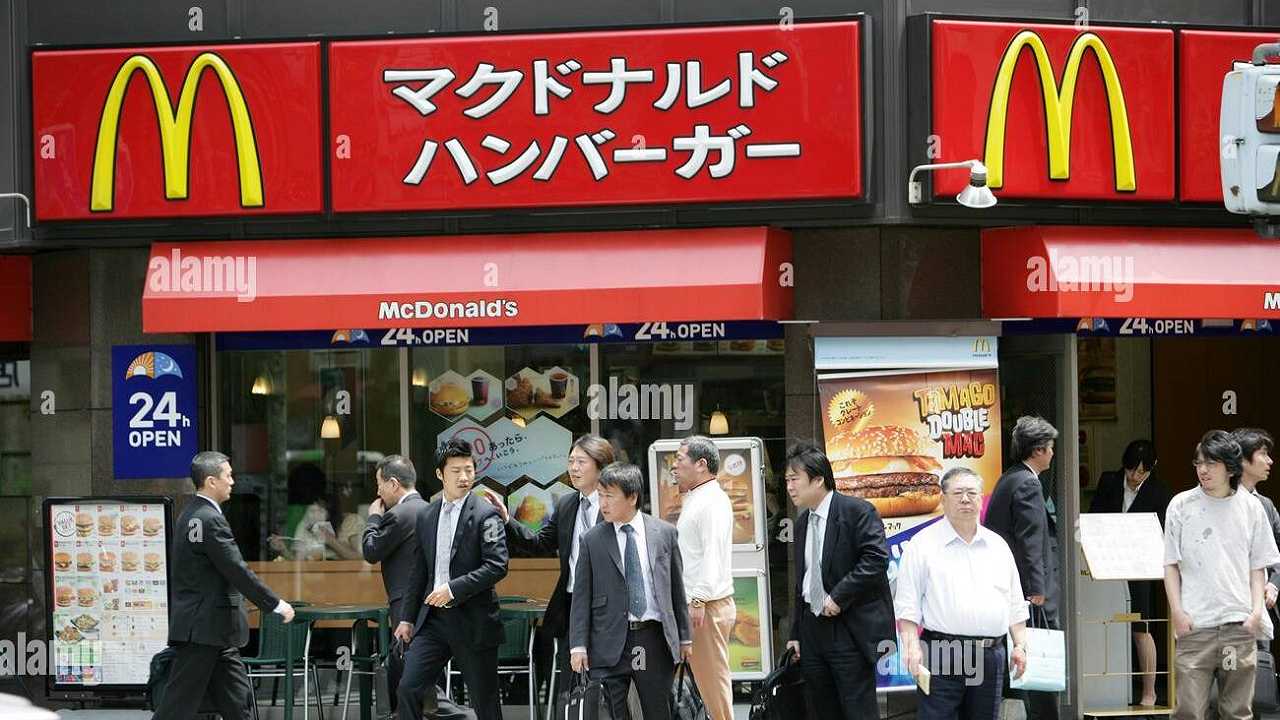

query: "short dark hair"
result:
(598, 462), (644, 505)
(1232, 428), (1275, 463)
(572, 434), (616, 470)
(435, 438), (474, 474)
(1196, 430), (1244, 489)
(784, 442), (835, 491)
(190, 451), (229, 490)
(1121, 440), (1158, 472)
(681, 435), (720, 475)
(377, 454), (416, 488)
(1011, 416), (1059, 462)
(940, 467), (980, 493)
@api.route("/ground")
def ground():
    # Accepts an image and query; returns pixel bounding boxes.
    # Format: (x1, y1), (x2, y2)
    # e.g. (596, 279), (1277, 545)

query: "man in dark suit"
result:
(153, 451), (295, 720)
(484, 434), (613, 698)
(362, 454), (473, 720)
(569, 462), (692, 720)
(985, 416), (1060, 720)
(394, 439), (508, 720)
(1088, 439), (1171, 707)
(782, 442), (895, 720)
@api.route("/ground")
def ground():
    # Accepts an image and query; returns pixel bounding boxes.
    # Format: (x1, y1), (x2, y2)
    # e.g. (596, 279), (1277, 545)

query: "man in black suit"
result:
(783, 442), (896, 720)
(569, 462), (692, 720)
(394, 440), (508, 720)
(985, 416), (1060, 720)
(153, 451), (295, 720)
(484, 434), (613, 698)
(1088, 439), (1171, 707)
(362, 454), (473, 720)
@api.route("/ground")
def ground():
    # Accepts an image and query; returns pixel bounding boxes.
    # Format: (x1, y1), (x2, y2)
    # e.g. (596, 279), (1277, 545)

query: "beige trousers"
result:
(688, 596), (737, 720)
(1172, 623), (1257, 720)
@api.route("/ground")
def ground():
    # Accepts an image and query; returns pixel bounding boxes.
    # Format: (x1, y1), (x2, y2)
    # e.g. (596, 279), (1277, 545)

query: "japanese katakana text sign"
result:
(328, 21), (862, 211)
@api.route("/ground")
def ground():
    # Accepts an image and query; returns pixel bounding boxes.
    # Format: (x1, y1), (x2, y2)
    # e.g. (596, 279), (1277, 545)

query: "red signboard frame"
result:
(32, 43), (324, 221)
(927, 19), (1176, 203)
(328, 20), (863, 212)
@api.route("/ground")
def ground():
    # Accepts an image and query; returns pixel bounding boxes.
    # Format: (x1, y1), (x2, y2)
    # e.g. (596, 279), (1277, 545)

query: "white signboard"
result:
(1079, 512), (1165, 580)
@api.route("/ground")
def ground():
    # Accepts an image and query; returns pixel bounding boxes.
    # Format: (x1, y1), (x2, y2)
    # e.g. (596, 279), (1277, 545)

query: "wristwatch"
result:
(690, 599), (706, 608)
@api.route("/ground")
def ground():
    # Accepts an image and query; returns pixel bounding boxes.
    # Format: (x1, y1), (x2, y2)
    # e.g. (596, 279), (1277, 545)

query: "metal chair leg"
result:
(527, 621), (536, 720)
(342, 624), (357, 720)
(546, 637), (558, 720)
(311, 665), (326, 720)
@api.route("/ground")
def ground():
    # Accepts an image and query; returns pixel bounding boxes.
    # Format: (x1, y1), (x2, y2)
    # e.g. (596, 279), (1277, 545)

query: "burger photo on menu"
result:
(98, 514), (117, 536)
(76, 552), (94, 572)
(77, 586), (97, 608)
(121, 515), (140, 536)
(55, 586), (73, 607)
(143, 517), (162, 537)
(829, 425), (943, 518)
(144, 552), (162, 572)
(75, 512), (94, 537)
(53, 552), (72, 571)
(98, 551), (116, 573)
(121, 552), (139, 572)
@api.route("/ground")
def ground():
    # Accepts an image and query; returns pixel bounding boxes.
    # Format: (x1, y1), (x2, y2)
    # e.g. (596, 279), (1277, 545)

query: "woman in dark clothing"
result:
(1089, 439), (1172, 707)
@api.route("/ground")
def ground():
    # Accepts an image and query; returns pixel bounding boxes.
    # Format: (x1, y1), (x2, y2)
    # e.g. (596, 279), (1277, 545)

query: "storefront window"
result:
(409, 345), (590, 530)
(218, 349), (400, 561)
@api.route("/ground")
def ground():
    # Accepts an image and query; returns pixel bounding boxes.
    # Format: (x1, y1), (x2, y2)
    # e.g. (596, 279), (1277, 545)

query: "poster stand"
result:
(1078, 513), (1174, 718)
(41, 496), (174, 703)
(648, 436), (774, 681)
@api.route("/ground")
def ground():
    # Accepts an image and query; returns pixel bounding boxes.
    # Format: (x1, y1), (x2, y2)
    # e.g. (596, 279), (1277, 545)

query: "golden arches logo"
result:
(90, 52), (263, 212)
(984, 31), (1136, 192)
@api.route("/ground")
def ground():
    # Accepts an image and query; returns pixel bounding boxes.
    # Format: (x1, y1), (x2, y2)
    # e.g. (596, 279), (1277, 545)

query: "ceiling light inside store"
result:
(412, 368), (429, 387)
(321, 415), (341, 439)
(709, 410), (729, 435)
(251, 375), (271, 395)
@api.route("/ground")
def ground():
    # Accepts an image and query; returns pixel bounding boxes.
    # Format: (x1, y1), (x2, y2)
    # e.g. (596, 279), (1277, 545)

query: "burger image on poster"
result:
(829, 425), (943, 518)
(428, 370), (472, 420)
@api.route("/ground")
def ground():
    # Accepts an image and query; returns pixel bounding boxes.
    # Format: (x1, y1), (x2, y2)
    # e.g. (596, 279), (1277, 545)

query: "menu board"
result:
(44, 498), (171, 691)
(728, 572), (770, 675)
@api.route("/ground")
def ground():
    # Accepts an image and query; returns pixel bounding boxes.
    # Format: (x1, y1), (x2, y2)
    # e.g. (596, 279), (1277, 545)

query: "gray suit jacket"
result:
(568, 513), (691, 670)
(361, 492), (428, 626)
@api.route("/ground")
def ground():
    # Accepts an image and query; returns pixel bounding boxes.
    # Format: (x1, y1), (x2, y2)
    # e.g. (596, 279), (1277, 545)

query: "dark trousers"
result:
(797, 611), (879, 720)
(389, 649), (473, 720)
(152, 643), (253, 720)
(917, 637), (1007, 720)
(398, 610), (500, 720)
(591, 622), (675, 720)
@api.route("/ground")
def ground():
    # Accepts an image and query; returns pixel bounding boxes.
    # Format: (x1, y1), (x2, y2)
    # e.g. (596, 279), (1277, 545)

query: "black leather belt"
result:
(628, 620), (660, 631)
(921, 629), (1005, 648)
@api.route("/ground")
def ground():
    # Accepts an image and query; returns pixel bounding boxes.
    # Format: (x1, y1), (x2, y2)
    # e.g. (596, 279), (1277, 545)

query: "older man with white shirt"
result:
(671, 435), (736, 720)
(895, 467), (1029, 720)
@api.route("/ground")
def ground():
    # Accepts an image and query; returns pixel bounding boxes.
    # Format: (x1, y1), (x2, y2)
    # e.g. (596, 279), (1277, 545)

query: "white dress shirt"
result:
(196, 493), (289, 617)
(894, 517), (1030, 637)
(802, 490), (834, 615)
(1123, 480), (1143, 513)
(433, 496), (466, 594)
(676, 479), (735, 603)
(568, 490), (599, 589)
(614, 515), (662, 623)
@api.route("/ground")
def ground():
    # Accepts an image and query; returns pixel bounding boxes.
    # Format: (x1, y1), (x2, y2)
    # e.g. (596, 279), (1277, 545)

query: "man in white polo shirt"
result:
(895, 467), (1029, 720)
(671, 435), (736, 720)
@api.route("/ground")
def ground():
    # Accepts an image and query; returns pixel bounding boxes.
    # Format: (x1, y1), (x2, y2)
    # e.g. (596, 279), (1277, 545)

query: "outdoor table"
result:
(284, 603), (390, 720)
(499, 598), (548, 720)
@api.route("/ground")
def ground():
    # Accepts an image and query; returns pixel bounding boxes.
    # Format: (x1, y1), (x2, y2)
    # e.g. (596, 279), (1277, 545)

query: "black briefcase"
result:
(147, 646), (219, 715)
(749, 647), (806, 720)
(670, 662), (710, 720)
(561, 671), (614, 720)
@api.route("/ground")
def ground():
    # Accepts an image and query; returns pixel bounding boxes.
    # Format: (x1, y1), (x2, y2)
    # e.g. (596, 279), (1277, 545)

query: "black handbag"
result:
(749, 646), (806, 720)
(1256, 610), (1280, 713)
(670, 662), (710, 720)
(374, 638), (403, 720)
(562, 670), (614, 720)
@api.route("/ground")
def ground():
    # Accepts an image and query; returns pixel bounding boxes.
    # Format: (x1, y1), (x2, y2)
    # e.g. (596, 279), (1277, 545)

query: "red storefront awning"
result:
(143, 227), (792, 333)
(982, 226), (1280, 320)
(0, 257), (32, 341)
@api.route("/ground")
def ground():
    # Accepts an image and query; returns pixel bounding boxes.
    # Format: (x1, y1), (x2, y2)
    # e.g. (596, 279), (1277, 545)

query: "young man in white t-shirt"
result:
(1165, 430), (1280, 720)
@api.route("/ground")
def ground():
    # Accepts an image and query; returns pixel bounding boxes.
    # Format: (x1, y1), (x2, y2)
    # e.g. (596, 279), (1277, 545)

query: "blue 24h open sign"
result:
(112, 345), (198, 479)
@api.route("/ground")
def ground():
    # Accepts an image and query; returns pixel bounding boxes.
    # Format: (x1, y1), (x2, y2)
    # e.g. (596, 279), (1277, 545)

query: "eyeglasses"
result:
(945, 490), (981, 500)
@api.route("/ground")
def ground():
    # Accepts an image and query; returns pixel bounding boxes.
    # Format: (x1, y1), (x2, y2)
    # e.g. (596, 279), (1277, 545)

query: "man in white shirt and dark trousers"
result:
(569, 462), (692, 720)
(1165, 430), (1280, 720)
(671, 435), (737, 720)
(895, 467), (1029, 720)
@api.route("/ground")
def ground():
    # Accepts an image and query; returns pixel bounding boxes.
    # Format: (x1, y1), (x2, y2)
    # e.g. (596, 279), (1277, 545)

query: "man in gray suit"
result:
(363, 455), (473, 720)
(569, 462), (692, 720)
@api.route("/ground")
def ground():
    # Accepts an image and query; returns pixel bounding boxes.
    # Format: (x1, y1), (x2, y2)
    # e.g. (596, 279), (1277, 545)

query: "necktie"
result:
(579, 498), (594, 535)
(808, 513), (824, 615)
(621, 525), (648, 619)
(434, 502), (455, 590)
